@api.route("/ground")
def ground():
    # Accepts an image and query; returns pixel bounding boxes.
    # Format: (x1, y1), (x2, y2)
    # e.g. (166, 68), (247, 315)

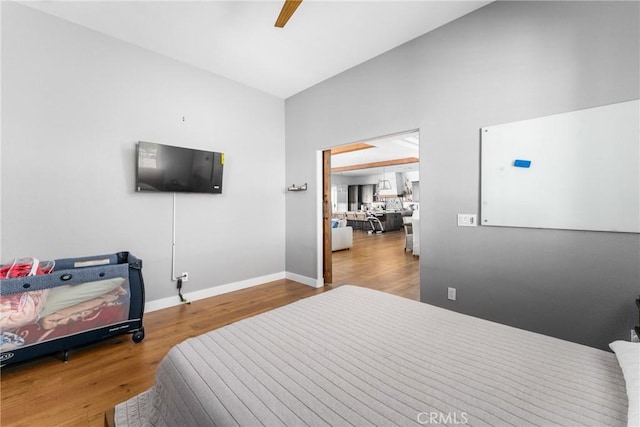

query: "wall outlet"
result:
(457, 214), (477, 227)
(447, 287), (457, 301)
(632, 329), (639, 342)
(181, 272), (189, 282)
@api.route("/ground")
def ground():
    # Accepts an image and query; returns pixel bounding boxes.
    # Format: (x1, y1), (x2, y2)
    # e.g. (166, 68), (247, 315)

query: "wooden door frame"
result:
(322, 150), (332, 284)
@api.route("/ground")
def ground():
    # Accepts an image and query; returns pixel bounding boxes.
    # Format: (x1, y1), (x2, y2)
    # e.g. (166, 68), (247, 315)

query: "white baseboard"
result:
(285, 271), (324, 288)
(144, 271), (323, 313)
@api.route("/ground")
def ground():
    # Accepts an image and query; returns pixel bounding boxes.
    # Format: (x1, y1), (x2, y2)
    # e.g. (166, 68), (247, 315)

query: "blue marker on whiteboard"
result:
(514, 159), (532, 168)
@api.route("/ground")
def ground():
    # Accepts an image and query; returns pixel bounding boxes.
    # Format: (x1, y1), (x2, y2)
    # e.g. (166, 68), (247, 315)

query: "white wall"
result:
(285, 1), (640, 349)
(1, 3), (286, 304)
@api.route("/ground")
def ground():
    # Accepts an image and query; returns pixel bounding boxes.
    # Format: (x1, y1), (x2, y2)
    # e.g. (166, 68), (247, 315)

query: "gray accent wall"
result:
(285, 1), (640, 349)
(1, 3), (286, 303)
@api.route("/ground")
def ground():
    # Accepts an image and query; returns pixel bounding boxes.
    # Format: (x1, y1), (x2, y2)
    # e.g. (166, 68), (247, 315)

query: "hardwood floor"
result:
(331, 229), (419, 300)
(0, 230), (418, 426)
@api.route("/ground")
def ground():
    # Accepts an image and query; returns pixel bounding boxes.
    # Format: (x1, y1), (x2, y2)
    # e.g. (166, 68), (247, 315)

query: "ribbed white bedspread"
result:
(116, 285), (627, 426)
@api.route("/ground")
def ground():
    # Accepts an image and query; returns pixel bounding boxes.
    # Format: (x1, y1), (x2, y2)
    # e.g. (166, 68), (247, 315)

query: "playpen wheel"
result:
(132, 328), (145, 343)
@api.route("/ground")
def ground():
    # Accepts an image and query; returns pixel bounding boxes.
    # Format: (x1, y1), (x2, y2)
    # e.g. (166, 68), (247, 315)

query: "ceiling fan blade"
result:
(275, 0), (302, 28)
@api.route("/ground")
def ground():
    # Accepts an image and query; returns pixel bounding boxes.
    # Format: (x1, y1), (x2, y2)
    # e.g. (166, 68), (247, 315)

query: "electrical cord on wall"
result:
(177, 277), (190, 304)
(172, 192), (190, 304)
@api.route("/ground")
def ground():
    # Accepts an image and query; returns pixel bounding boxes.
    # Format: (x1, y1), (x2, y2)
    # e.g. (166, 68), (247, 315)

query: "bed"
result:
(114, 285), (636, 426)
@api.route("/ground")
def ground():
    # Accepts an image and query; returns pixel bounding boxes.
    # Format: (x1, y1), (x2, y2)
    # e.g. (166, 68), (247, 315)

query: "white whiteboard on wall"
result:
(481, 99), (639, 233)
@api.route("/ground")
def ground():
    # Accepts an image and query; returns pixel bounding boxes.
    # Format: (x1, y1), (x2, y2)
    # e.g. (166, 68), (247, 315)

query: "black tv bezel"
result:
(135, 141), (224, 194)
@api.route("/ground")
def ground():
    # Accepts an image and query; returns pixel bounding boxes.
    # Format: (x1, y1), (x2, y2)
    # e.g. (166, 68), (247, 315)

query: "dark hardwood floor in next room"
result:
(0, 229), (419, 427)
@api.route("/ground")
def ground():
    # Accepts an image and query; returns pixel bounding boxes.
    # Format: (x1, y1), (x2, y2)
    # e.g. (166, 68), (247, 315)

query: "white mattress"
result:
(116, 285), (628, 426)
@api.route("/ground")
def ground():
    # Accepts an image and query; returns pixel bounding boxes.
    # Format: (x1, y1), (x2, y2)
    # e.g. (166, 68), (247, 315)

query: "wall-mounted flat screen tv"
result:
(136, 141), (224, 194)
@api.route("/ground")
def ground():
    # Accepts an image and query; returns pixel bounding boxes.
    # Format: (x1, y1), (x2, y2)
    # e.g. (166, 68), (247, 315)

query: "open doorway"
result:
(322, 130), (420, 300)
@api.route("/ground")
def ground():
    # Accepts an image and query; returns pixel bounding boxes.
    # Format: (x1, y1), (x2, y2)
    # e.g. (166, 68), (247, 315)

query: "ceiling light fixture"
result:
(378, 168), (392, 190)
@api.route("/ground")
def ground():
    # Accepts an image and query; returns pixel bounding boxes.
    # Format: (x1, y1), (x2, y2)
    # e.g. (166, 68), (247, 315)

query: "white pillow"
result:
(610, 340), (640, 427)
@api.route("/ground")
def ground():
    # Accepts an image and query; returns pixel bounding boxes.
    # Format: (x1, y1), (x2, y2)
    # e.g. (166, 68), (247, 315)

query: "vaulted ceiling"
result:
(23, 1), (490, 99)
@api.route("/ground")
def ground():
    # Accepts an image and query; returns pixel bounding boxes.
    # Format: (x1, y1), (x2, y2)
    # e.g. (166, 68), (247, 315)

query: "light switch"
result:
(457, 214), (477, 227)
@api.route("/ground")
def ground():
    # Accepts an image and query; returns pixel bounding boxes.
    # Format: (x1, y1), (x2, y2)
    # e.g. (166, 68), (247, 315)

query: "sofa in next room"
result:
(331, 219), (353, 251)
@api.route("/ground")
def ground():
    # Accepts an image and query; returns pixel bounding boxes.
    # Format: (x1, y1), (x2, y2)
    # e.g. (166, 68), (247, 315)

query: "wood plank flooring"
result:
(0, 230), (418, 426)
(331, 229), (419, 300)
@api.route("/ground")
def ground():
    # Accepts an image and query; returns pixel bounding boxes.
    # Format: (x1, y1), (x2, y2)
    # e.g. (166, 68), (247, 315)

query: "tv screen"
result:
(136, 141), (224, 194)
